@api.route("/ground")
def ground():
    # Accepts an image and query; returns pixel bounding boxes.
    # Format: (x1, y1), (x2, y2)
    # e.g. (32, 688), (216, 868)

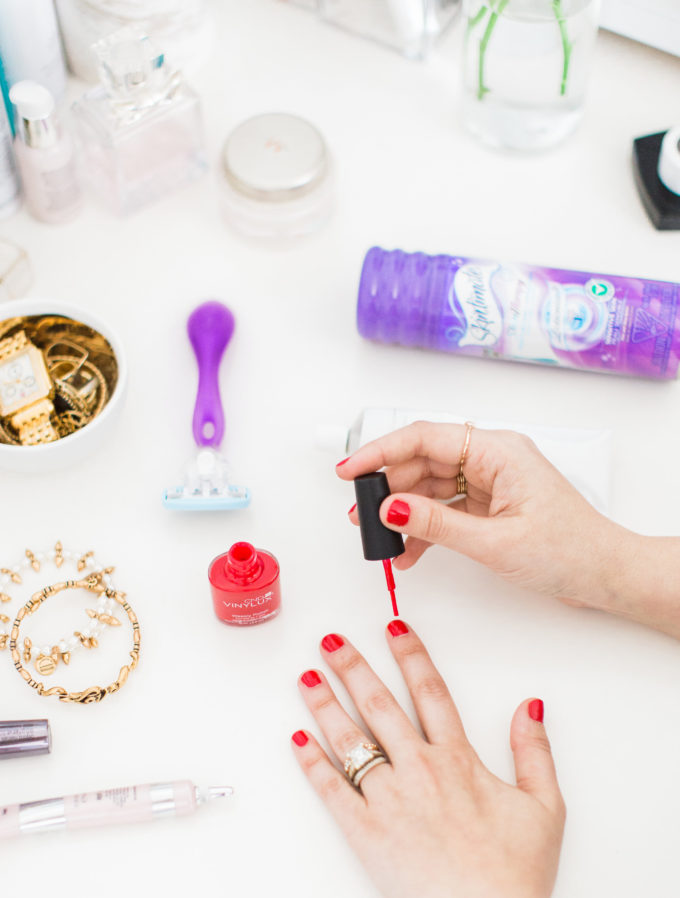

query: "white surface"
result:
(1, 2), (680, 896)
(601, 0), (680, 57)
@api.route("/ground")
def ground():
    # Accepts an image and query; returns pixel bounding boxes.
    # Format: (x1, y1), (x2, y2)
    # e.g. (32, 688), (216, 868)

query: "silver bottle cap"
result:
(0, 720), (52, 760)
(9, 82), (59, 150)
(221, 113), (329, 203)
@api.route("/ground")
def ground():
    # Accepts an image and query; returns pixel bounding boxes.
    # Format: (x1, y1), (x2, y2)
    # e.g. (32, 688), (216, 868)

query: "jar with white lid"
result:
(219, 113), (334, 242)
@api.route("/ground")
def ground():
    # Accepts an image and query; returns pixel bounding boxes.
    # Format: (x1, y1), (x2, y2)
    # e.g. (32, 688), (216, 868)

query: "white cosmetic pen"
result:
(0, 781), (232, 839)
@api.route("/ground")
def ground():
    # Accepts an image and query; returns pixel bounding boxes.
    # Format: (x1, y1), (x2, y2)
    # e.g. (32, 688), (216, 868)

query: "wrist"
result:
(593, 527), (680, 639)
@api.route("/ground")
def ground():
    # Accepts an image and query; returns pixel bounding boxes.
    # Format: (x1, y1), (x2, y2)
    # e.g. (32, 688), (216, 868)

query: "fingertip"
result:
(291, 729), (309, 747)
(386, 619), (410, 638)
(528, 698), (544, 723)
(379, 495), (411, 529)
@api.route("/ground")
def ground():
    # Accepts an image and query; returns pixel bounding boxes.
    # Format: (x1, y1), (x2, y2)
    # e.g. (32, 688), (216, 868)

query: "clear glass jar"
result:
(288, 0), (461, 59)
(462, 0), (600, 150)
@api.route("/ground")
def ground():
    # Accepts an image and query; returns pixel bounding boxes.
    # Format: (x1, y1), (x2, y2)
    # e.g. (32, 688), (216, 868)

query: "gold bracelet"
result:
(8, 573), (140, 704)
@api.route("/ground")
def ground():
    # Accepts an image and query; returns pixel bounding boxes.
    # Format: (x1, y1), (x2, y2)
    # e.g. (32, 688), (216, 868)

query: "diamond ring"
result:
(343, 742), (389, 789)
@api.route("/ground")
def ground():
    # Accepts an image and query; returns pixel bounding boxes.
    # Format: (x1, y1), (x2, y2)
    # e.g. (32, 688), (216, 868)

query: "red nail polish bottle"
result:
(209, 541), (281, 626)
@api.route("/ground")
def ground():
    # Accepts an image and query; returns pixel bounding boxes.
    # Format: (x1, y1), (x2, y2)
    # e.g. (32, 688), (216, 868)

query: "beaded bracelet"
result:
(0, 543), (120, 672)
(8, 573), (140, 704)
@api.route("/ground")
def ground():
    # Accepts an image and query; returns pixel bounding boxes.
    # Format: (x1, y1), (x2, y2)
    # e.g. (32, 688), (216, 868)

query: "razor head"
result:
(163, 448), (251, 512)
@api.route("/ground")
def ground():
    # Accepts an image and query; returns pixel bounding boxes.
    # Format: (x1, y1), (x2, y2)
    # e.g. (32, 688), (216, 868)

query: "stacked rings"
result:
(344, 742), (389, 789)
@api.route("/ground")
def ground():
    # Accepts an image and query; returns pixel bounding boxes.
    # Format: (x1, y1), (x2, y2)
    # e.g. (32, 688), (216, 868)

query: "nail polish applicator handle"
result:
(354, 472), (405, 615)
(187, 301), (235, 448)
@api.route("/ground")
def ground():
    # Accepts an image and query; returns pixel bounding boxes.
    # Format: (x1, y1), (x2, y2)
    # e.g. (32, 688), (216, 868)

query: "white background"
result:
(1, 1), (680, 896)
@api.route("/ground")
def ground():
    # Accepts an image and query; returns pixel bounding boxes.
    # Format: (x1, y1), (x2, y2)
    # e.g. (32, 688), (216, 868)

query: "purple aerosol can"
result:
(357, 247), (680, 379)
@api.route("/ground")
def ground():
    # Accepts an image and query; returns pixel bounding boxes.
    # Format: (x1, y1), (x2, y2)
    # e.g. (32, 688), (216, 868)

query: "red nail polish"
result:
(336, 457), (350, 467)
(388, 619), (409, 637)
(321, 633), (344, 652)
(209, 541), (281, 626)
(528, 699), (544, 723)
(386, 499), (410, 526)
(348, 503), (357, 515)
(292, 730), (308, 747)
(301, 670), (322, 688)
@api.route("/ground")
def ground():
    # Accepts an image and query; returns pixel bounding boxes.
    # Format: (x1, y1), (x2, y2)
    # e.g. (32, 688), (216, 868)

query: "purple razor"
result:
(163, 301), (251, 511)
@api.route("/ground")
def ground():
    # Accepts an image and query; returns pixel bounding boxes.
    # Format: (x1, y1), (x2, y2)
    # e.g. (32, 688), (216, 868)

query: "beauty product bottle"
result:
(358, 247), (680, 379)
(317, 408), (612, 513)
(0, 720), (51, 760)
(0, 96), (21, 218)
(633, 125), (680, 230)
(209, 541), (281, 626)
(9, 81), (81, 224)
(0, 0), (67, 100)
(71, 28), (207, 216)
(55, 0), (212, 83)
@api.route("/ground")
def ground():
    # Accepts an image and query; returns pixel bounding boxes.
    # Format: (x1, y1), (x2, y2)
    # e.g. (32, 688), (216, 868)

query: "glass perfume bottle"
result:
(71, 28), (207, 216)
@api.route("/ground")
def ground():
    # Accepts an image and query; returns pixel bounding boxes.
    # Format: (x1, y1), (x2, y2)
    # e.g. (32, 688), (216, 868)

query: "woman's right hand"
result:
(336, 421), (633, 613)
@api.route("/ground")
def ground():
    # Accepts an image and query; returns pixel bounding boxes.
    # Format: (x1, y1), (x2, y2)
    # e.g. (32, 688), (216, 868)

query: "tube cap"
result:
(0, 719), (51, 759)
(354, 472), (405, 561)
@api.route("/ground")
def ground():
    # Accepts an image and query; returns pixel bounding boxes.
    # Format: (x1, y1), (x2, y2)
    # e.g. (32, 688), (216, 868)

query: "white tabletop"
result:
(1, 2), (680, 896)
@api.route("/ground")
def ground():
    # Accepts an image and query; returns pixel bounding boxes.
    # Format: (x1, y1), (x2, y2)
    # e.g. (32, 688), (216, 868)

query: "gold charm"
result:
(0, 634), (8, 650)
(35, 652), (58, 676)
(0, 613), (9, 624)
(61, 651), (71, 666)
(25, 549), (40, 572)
(54, 541), (64, 568)
(1, 568), (21, 584)
(77, 551), (94, 571)
(0, 592), (11, 603)
(23, 637), (32, 663)
(74, 630), (97, 649)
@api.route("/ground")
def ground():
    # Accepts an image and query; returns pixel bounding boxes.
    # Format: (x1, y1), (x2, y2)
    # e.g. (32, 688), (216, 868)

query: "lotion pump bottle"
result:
(9, 80), (81, 224)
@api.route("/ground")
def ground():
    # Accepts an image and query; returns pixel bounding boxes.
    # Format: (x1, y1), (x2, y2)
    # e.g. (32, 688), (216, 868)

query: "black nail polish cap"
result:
(354, 472), (405, 561)
(632, 130), (680, 230)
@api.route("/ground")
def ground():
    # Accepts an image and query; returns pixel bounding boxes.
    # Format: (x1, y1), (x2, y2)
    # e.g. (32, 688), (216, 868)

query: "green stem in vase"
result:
(476, 0), (509, 101)
(552, 0), (574, 96)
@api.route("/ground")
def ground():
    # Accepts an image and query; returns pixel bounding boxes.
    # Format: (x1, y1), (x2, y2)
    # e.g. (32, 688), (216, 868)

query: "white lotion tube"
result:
(318, 408), (612, 513)
(0, 781), (232, 839)
(0, 0), (67, 100)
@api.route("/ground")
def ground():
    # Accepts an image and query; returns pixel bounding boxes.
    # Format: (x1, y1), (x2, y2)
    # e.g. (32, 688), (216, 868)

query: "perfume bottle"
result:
(71, 28), (207, 216)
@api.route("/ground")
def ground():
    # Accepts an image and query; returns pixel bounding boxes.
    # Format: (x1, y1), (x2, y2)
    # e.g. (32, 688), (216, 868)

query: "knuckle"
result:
(311, 694), (337, 715)
(364, 688), (396, 716)
(337, 651), (364, 677)
(411, 675), (451, 703)
(337, 729), (364, 755)
(318, 773), (345, 801)
(424, 502), (448, 543)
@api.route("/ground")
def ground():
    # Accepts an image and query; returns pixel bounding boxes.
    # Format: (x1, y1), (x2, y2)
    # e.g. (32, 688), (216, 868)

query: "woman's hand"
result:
(292, 623), (565, 898)
(336, 421), (632, 613)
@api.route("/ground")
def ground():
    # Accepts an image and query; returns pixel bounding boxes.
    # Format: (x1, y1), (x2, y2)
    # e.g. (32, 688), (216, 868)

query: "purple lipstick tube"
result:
(0, 720), (51, 759)
(357, 247), (680, 379)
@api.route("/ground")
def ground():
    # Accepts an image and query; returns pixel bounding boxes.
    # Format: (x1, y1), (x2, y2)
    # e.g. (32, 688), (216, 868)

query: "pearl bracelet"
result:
(8, 572), (140, 704)
(0, 542), (121, 676)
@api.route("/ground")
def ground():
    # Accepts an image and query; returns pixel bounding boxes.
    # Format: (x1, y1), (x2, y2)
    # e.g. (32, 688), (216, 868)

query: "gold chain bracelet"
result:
(8, 573), (140, 704)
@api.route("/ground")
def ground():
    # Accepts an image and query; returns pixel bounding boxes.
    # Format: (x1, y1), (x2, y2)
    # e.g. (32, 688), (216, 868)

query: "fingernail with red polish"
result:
(388, 620), (409, 637)
(386, 499), (410, 526)
(336, 457), (350, 467)
(301, 670), (322, 688)
(348, 503), (356, 515)
(321, 634), (344, 653)
(292, 730), (308, 747)
(528, 699), (544, 723)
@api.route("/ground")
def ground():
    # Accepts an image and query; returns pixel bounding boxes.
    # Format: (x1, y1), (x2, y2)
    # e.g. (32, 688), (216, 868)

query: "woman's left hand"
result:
(292, 622), (565, 898)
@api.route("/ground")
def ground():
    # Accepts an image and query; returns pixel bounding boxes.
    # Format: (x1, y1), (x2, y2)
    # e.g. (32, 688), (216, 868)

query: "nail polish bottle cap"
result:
(354, 472), (405, 561)
(658, 125), (680, 196)
(0, 719), (51, 760)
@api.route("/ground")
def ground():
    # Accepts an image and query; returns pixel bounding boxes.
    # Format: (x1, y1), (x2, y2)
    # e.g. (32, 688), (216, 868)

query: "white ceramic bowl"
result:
(0, 299), (127, 473)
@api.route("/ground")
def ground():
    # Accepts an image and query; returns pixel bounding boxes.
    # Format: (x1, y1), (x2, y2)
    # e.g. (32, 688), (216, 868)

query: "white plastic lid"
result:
(221, 113), (329, 202)
(658, 126), (680, 197)
(8, 81), (55, 121)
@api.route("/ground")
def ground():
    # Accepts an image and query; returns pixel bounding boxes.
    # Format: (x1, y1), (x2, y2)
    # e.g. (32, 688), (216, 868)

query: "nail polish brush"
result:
(354, 472), (405, 616)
